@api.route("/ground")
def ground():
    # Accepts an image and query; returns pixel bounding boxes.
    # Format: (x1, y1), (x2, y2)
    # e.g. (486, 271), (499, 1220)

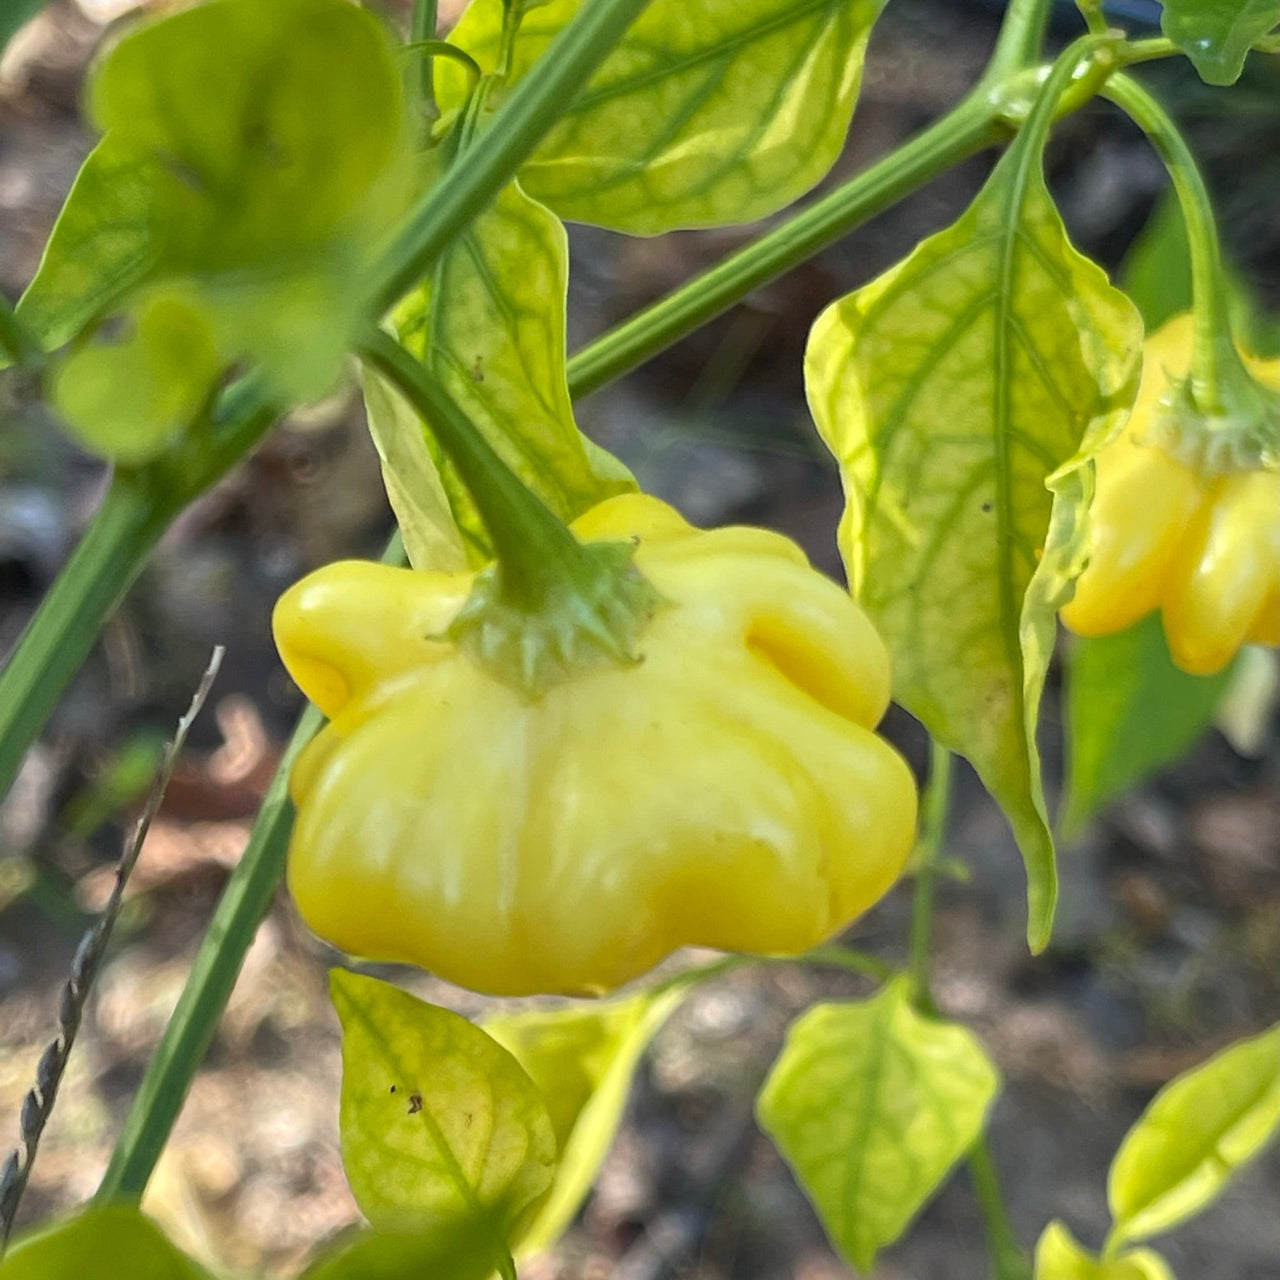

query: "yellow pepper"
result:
(1062, 314), (1279, 675)
(273, 493), (917, 996)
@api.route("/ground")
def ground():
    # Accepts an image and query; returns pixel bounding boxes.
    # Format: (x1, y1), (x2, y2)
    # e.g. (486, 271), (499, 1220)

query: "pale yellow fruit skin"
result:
(273, 493), (918, 996)
(1164, 469), (1280, 674)
(1062, 315), (1280, 675)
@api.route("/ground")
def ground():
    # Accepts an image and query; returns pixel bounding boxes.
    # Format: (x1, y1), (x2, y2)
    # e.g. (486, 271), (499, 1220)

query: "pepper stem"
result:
(1105, 74), (1277, 471)
(360, 328), (661, 695)
(1105, 76), (1234, 396)
(363, 328), (591, 601)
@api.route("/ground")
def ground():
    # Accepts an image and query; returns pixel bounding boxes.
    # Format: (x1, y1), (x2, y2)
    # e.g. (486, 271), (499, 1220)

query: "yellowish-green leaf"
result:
(362, 364), (469, 572)
(805, 130), (1142, 950)
(0, 1206), (213, 1280)
(299, 1223), (503, 1280)
(15, 137), (161, 352)
(330, 970), (556, 1249)
(1107, 1024), (1280, 1248)
(1034, 1221), (1175, 1280)
(1160, 0), (1279, 85)
(755, 977), (999, 1273)
(51, 287), (219, 464)
(22, 0), (411, 410)
(383, 179), (632, 561)
(90, 0), (406, 270)
(485, 987), (684, 1254)
(441, 0), (887, 234)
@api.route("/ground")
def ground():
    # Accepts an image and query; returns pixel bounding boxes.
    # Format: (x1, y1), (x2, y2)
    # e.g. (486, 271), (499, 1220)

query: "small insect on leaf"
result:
(330, 970), (556, 1243)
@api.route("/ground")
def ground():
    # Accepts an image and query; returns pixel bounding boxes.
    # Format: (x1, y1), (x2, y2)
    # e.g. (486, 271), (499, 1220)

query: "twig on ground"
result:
(0, 647), (225, 1248)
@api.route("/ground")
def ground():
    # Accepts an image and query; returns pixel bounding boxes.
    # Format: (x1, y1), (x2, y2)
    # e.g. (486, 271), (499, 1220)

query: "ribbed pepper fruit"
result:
(273, 493), (917, 996)
(1062, 315), (1279, 675)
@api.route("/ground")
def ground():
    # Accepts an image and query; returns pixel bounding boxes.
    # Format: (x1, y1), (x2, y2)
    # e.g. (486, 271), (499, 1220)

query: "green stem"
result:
(908, 741), (953, 1006)
(800, 944), (895, 983)
(361, 329), (589, 611)
(1103, 73), (1236, 409)
(0, 380), (275, 803)
(411, 0), (439, 116)
(403, 39), (482, 87)
(1075, 0), (1108, 37)
(375, 0), (652, 310)
(495, 0), (525, 78)
(984, 0), (1052, 83)
(96, 707), (321, 1203)
(907, 742), (1030, 1280)
(1119, 36), (1182, 66)
(969, 1139), (1033, 1280)
(0, 475), (172, 799)
(649, 944), (893, 1001)
(0, 294), (42, 372)
(566, 94), (1001, 399)
(101, 527), (402, 1202)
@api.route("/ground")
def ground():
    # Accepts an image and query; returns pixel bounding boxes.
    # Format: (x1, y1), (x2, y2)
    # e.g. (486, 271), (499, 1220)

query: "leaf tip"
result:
(1027, 890), (1057, 955)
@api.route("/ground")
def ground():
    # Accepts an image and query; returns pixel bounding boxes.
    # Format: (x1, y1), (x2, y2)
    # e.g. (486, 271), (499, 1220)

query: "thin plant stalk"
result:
(3, 650), (225, 1242)
(907, 742), (1031, 1280)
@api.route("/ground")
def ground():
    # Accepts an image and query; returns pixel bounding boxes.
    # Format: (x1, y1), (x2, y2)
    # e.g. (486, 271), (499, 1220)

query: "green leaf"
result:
(485, 987), (684, 1253)
(382, 179), (632, 561)
(299, 1224), (503, 1280)
(441, 0), (887, 234)
(1063, 616), (1234, 834)
(362, 363), (470, 573)
(1159, 0), (1279, 85)
(1034, 1221), (1175, 1280)
(51, 287), (220, 464)
(805, 122), (1142, 950)
(0, 1206), (213, 1279)
(22, 0), (410, 405)
(755, 977), (999, 1273)
(1120, 194), (1193, 335)
(15, 137), (161, 352)
(330, 970), (556, 1248)
(1107, 1023), (1280, 1248)
(89, 0), (405, 270)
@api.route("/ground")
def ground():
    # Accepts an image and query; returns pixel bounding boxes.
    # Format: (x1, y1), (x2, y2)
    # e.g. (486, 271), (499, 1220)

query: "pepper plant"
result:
(0, 0), (1277, 1276)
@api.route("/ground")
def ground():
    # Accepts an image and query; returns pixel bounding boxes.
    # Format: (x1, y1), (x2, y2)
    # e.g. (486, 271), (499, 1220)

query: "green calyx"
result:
(448, 537), (665, 699)
(361, 326), (664, 698)
(1149, 354), (1280, 475)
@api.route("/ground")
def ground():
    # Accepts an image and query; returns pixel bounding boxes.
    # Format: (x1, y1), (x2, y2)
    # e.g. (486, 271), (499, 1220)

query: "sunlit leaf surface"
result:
(1033, 1220), (1175, 1280)
(1159, 0), (1279, 85)
(330, 971), (556, 1247)
(442, 0), (887, 233)
(379, 179), (632, 563)
(806, 130), (1142, 948)
(0, 1206), (212, 1280)
(756, 977), (999, 1272)
(1108, 1024), (1280, 1247)
(486, 987), (683, 1252)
